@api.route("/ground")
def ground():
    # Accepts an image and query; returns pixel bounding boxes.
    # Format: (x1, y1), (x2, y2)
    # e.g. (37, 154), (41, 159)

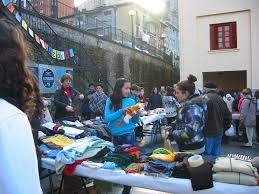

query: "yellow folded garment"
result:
(150, 153), (176, 163)
(42, 135), (74, 149)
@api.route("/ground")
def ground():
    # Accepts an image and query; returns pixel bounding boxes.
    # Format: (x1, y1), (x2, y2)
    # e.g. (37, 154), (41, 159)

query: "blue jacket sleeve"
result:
(104, 99), (124, 122)
(131, 115), (140, 124)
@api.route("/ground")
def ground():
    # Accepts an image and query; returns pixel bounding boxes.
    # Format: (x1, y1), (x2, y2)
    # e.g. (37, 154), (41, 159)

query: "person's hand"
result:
(66, 105), (74, 112)
(79, 94), (84, 100)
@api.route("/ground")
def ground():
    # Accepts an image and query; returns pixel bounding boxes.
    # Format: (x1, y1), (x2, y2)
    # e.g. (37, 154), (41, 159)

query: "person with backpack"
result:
(203, 82), (232, 157)
(240, 88), (257, 147)
(168, 75), (207, 154)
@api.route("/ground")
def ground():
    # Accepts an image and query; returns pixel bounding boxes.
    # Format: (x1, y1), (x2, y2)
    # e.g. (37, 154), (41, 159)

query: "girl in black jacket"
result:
(148, 87), (163, 110)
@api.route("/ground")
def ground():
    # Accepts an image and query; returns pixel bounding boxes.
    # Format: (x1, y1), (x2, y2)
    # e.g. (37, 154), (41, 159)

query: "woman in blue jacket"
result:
(105, 78), (139, 194)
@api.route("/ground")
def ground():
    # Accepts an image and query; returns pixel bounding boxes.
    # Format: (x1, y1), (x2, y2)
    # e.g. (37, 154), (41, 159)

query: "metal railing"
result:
(13, 0), (172, 63)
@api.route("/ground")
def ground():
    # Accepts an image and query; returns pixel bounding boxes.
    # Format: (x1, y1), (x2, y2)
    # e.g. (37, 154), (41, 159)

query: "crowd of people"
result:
(1, 18), (259, 194)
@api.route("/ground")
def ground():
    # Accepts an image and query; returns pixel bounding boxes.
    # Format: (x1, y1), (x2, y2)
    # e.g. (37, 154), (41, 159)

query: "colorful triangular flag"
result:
(52, 49), (57, 59)
(21, 20), (28, 31)
(69, 49), (74, 57)
(44, 43), (49, 51)
(60, 51), (65, 60)
(56, 50), (61, 60)
(2, 0), (10, 6)
(48, 47), (53, 55)
(40, 39), (45, 49)
(15, 12), (22, 23)
(7, 3), (15, 13)
(34, 34), (40, 44)
(64, 50), (70, 59)
(28, 27), (34, 37)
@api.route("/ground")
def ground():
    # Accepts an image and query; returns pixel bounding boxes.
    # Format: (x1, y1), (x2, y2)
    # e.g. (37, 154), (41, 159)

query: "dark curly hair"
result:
(0, 19), (43, 121)
(110, 78), (131, 111)
(176, 74), (197, 95)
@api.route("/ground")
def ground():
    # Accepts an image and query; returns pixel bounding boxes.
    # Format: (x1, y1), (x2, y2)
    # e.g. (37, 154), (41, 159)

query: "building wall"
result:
(58, 0), (75, 18)
(179, 0), (259, 90)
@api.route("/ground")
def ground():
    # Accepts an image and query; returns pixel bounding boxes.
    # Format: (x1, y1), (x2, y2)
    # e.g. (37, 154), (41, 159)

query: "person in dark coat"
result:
(81, 83), (96, 120)
(203, 82), (232, 158)
(54, 74), (84, 120)
(148, 87), (163, 110)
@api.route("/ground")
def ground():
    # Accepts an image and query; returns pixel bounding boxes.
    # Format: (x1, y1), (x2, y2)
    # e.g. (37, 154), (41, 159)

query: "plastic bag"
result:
(225, 125), (236, 137)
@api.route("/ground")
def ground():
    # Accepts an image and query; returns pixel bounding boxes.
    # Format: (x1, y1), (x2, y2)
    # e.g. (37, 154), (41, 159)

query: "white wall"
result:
(179, 0), (259, 89)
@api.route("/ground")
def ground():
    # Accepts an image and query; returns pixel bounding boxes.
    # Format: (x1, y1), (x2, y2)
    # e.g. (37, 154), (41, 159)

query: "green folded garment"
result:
(103, 153), (135, 168)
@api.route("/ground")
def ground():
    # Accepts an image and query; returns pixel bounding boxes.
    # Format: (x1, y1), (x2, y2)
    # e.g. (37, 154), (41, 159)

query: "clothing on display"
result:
(213, 172), (259, 186)
(125, 163), (145, 173)
(115, 145), (141, 160)
(41, 135), (74, 149)
(213, 157), (259, 177)
(39, 144), (60, 159)
(64, 159), (87, 176)
(103, 153), (135, 168)
(144, 160), (176, 176)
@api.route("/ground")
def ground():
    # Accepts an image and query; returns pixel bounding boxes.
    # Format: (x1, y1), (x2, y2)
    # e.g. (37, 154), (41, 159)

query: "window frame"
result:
(210, 22), (237, 50)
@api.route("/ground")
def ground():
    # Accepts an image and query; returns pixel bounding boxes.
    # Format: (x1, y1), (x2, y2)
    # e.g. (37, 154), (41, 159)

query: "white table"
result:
(140, 113), (166, 126)
(41, 158), (259, 194)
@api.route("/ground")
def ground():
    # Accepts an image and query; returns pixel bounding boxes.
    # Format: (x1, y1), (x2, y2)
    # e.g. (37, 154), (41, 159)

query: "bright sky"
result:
(74, 0), (85, 7)
(74, 0), (166, 14)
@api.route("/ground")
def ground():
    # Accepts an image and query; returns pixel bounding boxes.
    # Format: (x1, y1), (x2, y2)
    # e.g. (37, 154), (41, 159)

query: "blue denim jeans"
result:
(204, 134), (223, 158)
(112, 133), (135, 194)
(112, 132), (135, 146)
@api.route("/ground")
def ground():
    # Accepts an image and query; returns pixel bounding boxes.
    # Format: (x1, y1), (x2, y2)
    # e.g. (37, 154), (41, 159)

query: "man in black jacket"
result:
(54, 74), (84, 119)
(203, 82), (231, 158)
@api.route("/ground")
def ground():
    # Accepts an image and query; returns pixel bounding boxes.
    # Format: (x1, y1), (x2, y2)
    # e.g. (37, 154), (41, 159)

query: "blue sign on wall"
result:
(42, 69), (55, 88)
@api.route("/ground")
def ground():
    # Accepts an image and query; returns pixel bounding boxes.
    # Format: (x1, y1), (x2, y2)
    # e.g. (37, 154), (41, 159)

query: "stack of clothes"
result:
(213, 156), (259, 186)
(103, 145), (141, 169)
(144, 148), (177, 176)
(55, 136), (115, 174)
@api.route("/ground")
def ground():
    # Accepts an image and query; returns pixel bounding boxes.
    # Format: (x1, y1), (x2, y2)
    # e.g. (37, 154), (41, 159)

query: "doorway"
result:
(203, 71), (247, 92)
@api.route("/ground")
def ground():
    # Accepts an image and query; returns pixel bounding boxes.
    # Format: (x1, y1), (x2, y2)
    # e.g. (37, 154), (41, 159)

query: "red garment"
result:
(139, 95), (147, 103)
(238, 97), (244, 112)
(116, 146), (141, 160)
(64, 87), (72, 99)
(64, 159), (88, 176)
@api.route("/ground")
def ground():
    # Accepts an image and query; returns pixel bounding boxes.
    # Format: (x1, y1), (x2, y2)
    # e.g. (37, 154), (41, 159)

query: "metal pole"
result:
(131, 15), (134, 48)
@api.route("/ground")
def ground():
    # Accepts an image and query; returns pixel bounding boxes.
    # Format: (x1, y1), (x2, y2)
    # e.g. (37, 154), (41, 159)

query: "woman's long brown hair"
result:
(0, 19), (43, 121)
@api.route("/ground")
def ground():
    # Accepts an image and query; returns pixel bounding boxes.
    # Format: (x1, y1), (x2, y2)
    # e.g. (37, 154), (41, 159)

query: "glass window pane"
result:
(218, 43), (223, 48)
(218, 37), (222, 42)
(225, 37), (230, 42)
(224, 26), (229, 31)
(225, 42), (230, 47)
(218, 32), (222, 37)
(218, 26), (223, 31)
(225, 31), (229, 36)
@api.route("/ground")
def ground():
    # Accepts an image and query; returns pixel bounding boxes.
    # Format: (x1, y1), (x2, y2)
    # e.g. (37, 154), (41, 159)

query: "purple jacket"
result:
(240, 97), (256, 127)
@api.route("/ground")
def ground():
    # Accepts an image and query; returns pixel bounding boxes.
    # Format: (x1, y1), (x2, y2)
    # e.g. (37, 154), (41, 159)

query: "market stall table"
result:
(41, 158), (259, 194)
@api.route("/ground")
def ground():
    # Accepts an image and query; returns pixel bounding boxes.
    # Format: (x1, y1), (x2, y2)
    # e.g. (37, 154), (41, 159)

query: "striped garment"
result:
(227, 153), (252, 161)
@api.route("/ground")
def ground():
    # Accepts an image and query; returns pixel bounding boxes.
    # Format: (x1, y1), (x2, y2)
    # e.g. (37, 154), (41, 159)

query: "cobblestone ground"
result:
(41, 128), (259, 194)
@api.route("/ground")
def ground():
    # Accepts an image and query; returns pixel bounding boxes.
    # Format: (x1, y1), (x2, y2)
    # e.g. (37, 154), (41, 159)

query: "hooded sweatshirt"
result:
(240, 96), (256, 127)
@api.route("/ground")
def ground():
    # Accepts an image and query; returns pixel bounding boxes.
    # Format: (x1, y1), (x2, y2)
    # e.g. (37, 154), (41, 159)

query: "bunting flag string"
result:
(1, 0), (76, 61)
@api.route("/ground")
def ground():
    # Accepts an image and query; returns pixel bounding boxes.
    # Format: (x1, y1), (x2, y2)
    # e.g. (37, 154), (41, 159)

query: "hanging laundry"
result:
(40, 39), (45, 49)
(69, 48), (74, 57)
(34, 34), (40, 44)
(52, 49), (57, 59)
(15, 12), (22, 23)
(28, 27), (34, 37)
(2, 0), (10, 6)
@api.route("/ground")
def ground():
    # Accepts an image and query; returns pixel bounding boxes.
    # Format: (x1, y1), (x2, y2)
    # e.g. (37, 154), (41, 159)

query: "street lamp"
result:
(129, 9), (135, 48)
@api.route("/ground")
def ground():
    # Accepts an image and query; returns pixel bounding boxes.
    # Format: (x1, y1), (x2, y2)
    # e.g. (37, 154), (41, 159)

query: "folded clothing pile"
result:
(213, 157), (259, 186)
(144, 160), (176, 176)
(149, 148), (176, 163)
(55, 136), (114, 174)
(41, 122), (86, 139)
(40, 134), (74, 149)
(125, 163), (146, 173)
(103, 153), (135, 168)
(252, 157), (259, 173)
(115, 144), (141, 161)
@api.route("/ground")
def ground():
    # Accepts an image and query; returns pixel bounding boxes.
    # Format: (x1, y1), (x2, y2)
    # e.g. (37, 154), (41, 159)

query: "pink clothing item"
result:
(238, 97), (245, 112)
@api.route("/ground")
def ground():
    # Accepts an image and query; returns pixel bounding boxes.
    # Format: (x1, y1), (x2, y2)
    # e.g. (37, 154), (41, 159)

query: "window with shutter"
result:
(210, 22), (237, 50)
